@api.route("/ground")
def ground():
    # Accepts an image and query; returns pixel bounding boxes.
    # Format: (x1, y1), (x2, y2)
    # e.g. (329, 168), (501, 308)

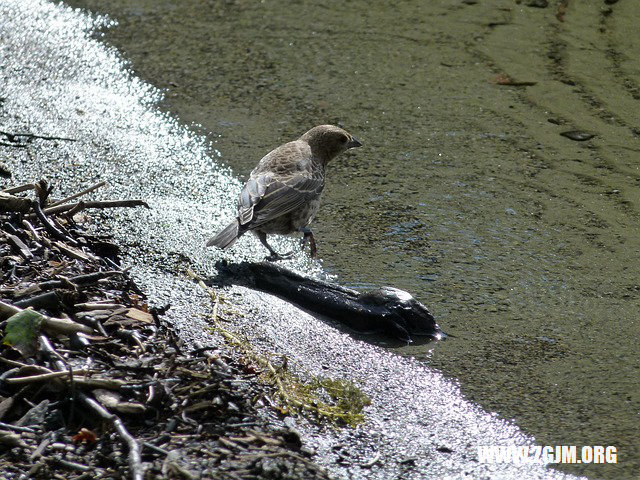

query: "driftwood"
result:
(214, 262), (443, 343)
(0, 191), (31, 213)
(2, 183), (35, 194)
(1, 180), (148, 217)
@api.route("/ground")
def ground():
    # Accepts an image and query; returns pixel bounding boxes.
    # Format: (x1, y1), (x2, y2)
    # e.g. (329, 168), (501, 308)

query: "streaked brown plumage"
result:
(207, 125), (362, 259)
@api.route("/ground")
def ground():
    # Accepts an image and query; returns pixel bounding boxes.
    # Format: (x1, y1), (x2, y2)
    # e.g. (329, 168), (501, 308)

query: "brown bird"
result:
(207, 125), (362, 260)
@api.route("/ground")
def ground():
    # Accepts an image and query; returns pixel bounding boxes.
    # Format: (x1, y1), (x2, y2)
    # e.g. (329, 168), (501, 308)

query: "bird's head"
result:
(300, 125), (362, 163)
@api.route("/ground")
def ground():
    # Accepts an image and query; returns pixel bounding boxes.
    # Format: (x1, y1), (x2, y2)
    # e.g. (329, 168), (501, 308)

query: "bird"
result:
(207, 125), (362, 260)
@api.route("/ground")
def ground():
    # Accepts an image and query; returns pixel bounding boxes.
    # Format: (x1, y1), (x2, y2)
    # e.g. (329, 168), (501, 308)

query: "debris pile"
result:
(0, 180), (332, 479)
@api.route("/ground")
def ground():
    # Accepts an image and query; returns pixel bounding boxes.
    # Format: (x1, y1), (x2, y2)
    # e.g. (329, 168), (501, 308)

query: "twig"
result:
(75, 302), (125, 310)
(5, 232), (33, 259)
(48, 181), (107, 207)
(38, 336), (144, 479)
(360, 451), (381, 468)
(4, 369), (90, 385)
(51, 240), (97, 262)
(14, 271), (119, 295)
(0, 129), (77, 142)
(2, 183), (35, 194)
(67, 270), (123, 287)
(143, 441), (169, 456)
(47, 457), (91, 472)
(0, 421), (35, 433)
(43, 199), (149, 216)
(0, 300), (94, 334)
(31, 199), (78, 246)
(79, 393), (144, 480)
(42, 316), (95, 335)
(22, 219), (41, 241)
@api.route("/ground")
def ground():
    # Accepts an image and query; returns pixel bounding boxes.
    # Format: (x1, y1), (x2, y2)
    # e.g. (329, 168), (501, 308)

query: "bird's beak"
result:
(347, 137), (362, 149)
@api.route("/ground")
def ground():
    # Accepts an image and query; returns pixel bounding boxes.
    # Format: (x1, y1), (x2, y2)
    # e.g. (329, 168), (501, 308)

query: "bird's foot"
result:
(265, 250), (295, 262)
(300, 229), (318, 258)
(257, 231), (294, 261)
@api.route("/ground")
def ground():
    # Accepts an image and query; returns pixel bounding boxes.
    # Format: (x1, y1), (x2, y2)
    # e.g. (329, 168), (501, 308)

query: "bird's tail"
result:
(206, 219), (243, 250)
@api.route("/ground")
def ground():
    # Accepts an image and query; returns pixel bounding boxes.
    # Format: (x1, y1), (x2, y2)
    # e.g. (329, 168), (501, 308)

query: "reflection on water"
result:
(61, 1), (640, 478)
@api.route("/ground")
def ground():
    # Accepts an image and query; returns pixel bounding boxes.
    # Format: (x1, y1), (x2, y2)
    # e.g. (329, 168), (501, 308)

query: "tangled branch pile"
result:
(0, 180), (333, 480)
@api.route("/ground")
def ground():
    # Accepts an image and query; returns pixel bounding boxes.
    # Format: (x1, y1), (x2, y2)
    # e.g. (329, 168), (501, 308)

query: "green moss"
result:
(188, 269), (370, 427)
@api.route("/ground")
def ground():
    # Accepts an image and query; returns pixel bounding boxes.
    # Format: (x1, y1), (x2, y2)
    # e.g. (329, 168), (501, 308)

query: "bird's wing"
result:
(237, 173), (323, 227)
(237, 173), (271, 225)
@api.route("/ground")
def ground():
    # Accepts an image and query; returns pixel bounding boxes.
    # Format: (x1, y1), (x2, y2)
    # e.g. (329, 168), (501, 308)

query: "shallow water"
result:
(18, 0), (640, 478)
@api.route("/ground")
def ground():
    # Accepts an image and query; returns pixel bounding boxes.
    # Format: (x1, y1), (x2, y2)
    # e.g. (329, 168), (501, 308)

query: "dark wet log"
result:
(13, 289), (81, 311)
(223, 262), (442, 342)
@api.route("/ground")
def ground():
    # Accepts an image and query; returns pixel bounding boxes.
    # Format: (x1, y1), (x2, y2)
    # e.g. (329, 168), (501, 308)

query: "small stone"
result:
(560, 130), (595, 141)
(0, 162), (11, 178)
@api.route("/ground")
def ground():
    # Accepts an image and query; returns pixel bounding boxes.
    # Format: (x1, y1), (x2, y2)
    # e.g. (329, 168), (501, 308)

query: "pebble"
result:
(560, 130), (595, 141)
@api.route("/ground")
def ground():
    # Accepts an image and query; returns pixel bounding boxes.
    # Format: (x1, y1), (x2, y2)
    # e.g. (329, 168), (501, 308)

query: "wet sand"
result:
(50, 1), (640, 478)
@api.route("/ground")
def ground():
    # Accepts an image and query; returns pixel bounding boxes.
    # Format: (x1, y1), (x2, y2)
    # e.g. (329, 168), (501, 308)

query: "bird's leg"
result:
(257, 231), (293, 261)
(300, 228), (318, 258)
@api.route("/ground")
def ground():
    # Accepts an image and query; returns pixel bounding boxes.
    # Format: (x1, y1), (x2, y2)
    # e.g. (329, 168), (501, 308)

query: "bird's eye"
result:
(341, 135), (349, 144)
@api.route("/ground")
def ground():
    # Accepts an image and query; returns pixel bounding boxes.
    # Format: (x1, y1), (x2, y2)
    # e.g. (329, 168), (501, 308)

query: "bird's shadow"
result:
(205, 260), (443, 349)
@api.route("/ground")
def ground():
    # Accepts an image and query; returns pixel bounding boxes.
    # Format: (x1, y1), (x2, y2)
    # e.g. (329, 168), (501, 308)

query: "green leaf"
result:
(2, 309), (44, 357)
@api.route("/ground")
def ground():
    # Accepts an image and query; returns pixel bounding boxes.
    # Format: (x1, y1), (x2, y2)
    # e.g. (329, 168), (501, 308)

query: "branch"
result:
(0, 192), (31, 213)
(43, 199), (149, 216)
(31, 199), (78, 246)
(0, 130), (76, 142)
(0, 300), (94, 335)
(38, 335), (145, 480)
(80, 394), (144, 480)
(2, 183), (35, 194)
(48, 181), (107, 208)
